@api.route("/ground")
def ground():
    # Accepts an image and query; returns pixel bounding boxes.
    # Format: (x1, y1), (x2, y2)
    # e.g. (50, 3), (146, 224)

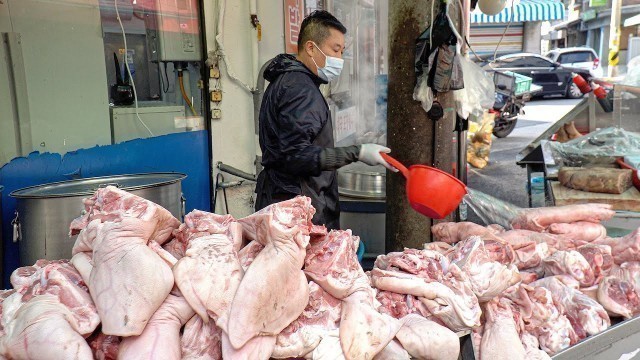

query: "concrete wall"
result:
(204, 0), (285, 217)
(523, 21), (542, 53)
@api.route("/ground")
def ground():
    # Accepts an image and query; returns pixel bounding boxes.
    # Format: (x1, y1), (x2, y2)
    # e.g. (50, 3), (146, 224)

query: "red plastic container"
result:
(616, 158), (640, 191)
(381, 153), (467, 219)
(572, 73), (592, 94)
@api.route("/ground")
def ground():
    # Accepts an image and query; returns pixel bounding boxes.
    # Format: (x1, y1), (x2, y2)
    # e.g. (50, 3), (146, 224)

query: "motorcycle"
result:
(490, 72), (541, 138)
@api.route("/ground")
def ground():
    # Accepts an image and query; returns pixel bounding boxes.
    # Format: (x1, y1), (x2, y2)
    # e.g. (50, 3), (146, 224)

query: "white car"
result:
(545, 47), (604, 78)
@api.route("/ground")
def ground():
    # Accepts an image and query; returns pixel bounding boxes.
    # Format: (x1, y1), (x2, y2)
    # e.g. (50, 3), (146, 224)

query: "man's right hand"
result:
(359, 144), (398, 172)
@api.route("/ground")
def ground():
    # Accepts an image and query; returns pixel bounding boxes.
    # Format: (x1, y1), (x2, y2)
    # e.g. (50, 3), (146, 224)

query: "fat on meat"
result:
(449, 237), (521, 301)
(611, 261), (640, 291)
(372, 340), (410, 360)
(376, 291), (431, 320)
(305, 230), (369, 299)
(431, 222), (495, 244)
(577, 244), (614, 283)
(220, 333), (276, 360)
(181, 315), (222, 360)
(167, 211), (243, 260)
(83, 218), (175, 336)
(173, 232), (244, 329)
(423, 241), (453, 254)
(339, 288), (402, 360)
(500, 229), (586, 252)
(374, 248), (448, 281)
(547, 222), (607, 242)
(542, 250), (596, 287)
(593, 229), (640, 265)
(511, 203), (615, 232)
(237, 240), (264, 271)
(228, 197), (313, 349)
(597, 276), (640, 319)
(272, 282), (341, 359)
(118, 290), (196, 360)
(9, 259), (100, 336)
(0, 294), (93, 360)
(532, 276), (610, 341)
(478, 298), (526, 360)
(520, 333), (552, 360)
(69, 186), (180, 245)
(395, 314), (460, 360)
(310, 329), (345, 360)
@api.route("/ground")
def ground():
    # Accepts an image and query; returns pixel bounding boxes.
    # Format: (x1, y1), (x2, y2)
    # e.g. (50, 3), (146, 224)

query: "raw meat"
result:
(423, 241), (453, 254)
(9, 260), (99, 336)
(547, 222), (607, 242)
(576, 244), (614, 282)
(272, 282), (341, 359)
(374, 248), (448, 281)
(118, 290), (195, 359)
(237, 240), (264, 271)
(311, 329), (345, 360)
(520, 333), (552, 360)
(542, 250), (596, 287)
(173, 232), (244, 328)
(594, 229), (640, 264)
(69, 186), (180, 245)
(532, 276), (610, 340)
(81, 218), (175, 336)
(597, 276), (640, 318)
(449, 237), (521, 301)
(228, 197), (313, 349)
(181, 315), (222, 360)
(502, 235), (549, 270)
(511, 203), (615, 232)
(395, 314), (460, 360)
(558, 167), (633, 194)
(339, 289), (402, 360)
(88, 333), (120, 360)
(305, 230), (366, 299)
(376, 291), (430, 319)
(221, 333), (276, 360)
(174, 211), (243, 251)
(501, 229), (586, 252)
(431, 222), (494, 244)
(478, 298), (526, 360)
(611, 261), (640, 290)
(372, 340), (410, 360)
(0, 294), (94, 359)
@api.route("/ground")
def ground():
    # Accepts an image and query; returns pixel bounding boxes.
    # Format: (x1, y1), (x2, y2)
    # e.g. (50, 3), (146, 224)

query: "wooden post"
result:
(386, 0), (437, 251)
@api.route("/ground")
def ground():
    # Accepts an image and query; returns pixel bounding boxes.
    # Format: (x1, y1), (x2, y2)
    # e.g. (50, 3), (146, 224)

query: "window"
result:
(500, 57), (530, 68)
(558, 51), (594, 63)
(527, 57), (555, 68)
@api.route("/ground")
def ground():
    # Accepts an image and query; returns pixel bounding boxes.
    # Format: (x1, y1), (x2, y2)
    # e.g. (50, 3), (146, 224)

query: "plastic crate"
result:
(494, 71), (516, 93)
(504, 71), (532, 95)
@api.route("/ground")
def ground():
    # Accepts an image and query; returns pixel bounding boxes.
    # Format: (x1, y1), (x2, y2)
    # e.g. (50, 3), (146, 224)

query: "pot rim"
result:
(10, 172), (186, 199)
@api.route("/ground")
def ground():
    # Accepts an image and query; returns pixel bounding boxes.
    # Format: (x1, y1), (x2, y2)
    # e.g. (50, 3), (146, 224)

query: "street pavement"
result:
(465, 98), (581, 222)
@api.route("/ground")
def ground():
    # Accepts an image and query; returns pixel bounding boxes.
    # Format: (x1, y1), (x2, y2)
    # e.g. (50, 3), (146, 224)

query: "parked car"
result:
(545, 47), (604, 78)
(482, 53), (591, 99)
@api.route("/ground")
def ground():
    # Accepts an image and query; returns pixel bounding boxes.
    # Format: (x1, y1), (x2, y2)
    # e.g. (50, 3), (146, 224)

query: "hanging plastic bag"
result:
(453, 56), (495, 119)
(413, 73), (434, 113)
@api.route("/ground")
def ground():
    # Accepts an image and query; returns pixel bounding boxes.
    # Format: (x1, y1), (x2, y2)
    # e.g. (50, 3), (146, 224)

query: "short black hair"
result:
(297, 10), (347, 50)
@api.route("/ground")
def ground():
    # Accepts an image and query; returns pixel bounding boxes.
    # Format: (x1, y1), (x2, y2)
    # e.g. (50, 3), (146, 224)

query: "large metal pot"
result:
(338, 163), (386, 199)
(10, 173), (186, 266)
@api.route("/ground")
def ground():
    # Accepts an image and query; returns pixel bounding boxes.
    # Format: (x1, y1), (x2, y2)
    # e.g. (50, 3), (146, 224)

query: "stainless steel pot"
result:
(10, 173), (186, 266)
(338, 163), (386, 199)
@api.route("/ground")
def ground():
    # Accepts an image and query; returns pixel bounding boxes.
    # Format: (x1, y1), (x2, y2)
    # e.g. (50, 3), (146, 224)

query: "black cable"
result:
(161, 62), (170, 93)
(212, 173), (229, 215)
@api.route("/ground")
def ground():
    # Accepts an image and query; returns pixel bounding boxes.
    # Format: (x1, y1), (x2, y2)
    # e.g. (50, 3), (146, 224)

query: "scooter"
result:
(491, 86), (525, 138)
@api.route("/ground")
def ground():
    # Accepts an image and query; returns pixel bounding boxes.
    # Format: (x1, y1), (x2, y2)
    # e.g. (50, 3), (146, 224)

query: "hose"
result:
(213, 173), (230, 215)
(178, 71), (198, 116)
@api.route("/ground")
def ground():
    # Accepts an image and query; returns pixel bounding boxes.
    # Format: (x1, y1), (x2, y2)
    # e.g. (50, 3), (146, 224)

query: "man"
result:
(255, 10), (394, 230)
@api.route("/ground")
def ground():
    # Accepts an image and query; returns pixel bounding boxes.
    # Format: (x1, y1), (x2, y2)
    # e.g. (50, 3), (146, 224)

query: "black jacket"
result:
(255, 54), (341, 229)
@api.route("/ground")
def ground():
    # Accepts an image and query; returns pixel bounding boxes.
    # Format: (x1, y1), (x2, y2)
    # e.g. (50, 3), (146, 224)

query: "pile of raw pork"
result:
(0, 186), (634, 360)
(411, 202), (640, 360)
(0, 186), (454, 360)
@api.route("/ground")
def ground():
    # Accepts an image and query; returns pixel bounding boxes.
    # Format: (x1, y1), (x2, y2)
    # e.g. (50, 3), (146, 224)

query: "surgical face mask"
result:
(311, 42), (344, 82)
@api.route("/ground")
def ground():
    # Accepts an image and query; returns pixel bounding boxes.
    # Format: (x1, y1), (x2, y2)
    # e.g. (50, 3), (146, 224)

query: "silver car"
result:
(545, 47), (604, 78)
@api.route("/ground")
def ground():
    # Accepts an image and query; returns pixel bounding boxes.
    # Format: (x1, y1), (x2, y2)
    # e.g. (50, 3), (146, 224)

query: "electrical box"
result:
(146, 0), (201, 62)
(110, 103), (187, 143)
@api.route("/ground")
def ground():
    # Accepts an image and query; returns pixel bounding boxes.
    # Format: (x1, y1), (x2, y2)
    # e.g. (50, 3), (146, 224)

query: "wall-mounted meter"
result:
(146, 0), (201, 62)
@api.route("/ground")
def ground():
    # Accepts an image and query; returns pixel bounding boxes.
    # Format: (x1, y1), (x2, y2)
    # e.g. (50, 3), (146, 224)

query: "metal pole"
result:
(608, 0), (622, 77)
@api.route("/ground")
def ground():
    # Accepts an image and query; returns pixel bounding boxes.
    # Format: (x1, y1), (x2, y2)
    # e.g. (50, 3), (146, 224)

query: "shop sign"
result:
(589, 0), (607, 7)
(582, 9), (597, 21)
(284, 0), (305, 54)
(335, 107), (357, 143)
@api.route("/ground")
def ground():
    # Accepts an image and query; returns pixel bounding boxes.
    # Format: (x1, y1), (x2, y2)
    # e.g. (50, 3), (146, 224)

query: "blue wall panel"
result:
(0, 131), (211, 287)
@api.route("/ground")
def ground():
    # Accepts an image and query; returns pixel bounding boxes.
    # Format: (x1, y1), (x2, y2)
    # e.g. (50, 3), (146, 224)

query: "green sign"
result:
(582, 9), (597, 21)
(589, 0), (607, 7)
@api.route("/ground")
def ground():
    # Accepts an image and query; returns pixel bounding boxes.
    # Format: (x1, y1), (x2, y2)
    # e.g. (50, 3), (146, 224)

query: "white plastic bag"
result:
(454, 56), (495, 119)
(413, 73), (434, 113)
